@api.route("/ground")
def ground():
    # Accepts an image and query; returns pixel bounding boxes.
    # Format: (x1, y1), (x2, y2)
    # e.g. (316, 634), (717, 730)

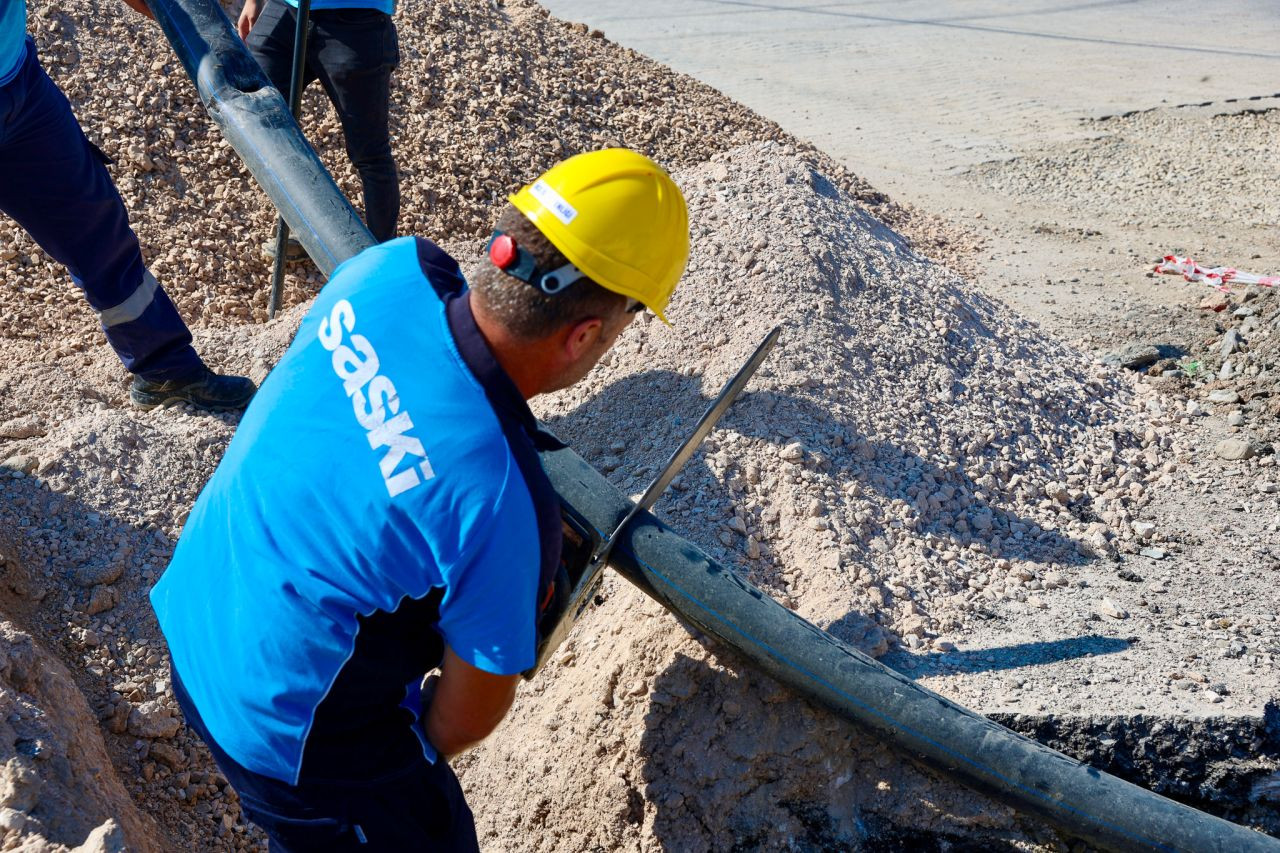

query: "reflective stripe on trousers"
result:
(0, 39), (204, 381)
(98, 268), (160, 328)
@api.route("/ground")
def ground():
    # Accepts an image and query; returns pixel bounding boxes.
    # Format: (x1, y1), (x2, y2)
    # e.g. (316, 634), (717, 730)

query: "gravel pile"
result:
(0, 615), (154, 852)
(532, 143), (1176, 650)
(451, 143), (1183, 850)
(3, 0), (933, 337)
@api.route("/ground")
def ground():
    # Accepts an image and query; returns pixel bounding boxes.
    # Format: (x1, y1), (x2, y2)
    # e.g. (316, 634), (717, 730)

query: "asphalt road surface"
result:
(539, 0), (1280, 194)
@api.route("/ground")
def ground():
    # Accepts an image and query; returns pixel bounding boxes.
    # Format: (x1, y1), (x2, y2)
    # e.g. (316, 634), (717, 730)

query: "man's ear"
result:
(562, 317), (604, 362)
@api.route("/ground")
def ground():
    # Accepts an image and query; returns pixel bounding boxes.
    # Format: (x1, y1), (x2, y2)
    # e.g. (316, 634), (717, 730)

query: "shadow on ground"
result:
(541, 366), (1091, 572)
(879, 634), (1131, 679)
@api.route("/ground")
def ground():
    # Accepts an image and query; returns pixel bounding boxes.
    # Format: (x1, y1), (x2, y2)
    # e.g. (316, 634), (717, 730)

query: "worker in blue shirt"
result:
(238, 0), (400, 254)
(0, 0), (255, 411)
(152, 149), (689, 851)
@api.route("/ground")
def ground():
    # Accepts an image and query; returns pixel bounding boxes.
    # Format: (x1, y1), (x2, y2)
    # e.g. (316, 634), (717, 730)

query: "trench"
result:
(994, 710), (1280, 837)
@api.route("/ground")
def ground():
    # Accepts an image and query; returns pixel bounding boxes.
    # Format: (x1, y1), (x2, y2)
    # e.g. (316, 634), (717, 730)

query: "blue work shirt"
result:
(152, 237), (563, 785)
(281, 0), (394, 16)
(0, 0), (27, 87)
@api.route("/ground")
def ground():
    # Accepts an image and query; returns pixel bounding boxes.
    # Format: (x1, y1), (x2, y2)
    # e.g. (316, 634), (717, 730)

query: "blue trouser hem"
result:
(0, 40), (204, 382)
(100, 289), (209, 382)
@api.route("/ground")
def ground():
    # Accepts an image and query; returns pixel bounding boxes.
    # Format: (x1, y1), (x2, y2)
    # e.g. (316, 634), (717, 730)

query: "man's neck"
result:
(469, 296), (552, 400)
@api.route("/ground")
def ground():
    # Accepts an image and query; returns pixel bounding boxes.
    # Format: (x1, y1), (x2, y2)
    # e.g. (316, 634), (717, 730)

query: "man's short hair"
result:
(470, 206), (627, 340)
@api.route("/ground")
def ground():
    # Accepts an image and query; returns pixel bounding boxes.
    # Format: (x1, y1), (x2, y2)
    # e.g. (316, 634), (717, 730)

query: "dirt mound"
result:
(459, 585), (1039, 851)
(0, 299), (308, 850)
(448, 142), (1171, 850)
(0, 604), (161, 851)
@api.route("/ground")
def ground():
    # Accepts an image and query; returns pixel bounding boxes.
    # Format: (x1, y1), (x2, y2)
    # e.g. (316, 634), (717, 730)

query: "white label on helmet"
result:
(530, 180), (578, 226)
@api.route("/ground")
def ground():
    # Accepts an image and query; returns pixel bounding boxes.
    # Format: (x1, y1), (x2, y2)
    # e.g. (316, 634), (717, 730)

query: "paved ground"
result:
(542, 1), (1280, 337)
(540, 0), (1280, 193)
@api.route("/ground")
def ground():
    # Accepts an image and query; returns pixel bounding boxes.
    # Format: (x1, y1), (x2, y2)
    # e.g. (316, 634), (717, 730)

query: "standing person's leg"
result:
(0, 43), (254, 410)
(311, 9), (399, 243)
(0, 42), (200, 380)
(244, 0), (318, 101)
(245, 0), (320, 261)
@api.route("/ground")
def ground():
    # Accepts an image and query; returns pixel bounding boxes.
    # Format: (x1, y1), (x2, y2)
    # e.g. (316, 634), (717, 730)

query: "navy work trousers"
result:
(247, 1), (400, 242)
(0, 40), (204, 382)
(173, 666), (481, 853)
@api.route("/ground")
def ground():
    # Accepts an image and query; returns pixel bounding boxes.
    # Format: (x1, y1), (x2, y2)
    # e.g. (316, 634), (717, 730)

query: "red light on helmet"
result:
(489, 234), (518, 270)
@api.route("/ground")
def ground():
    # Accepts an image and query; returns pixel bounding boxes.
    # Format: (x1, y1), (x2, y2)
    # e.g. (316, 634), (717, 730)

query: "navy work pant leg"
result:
(173, 666), (481, 853)
(247, 1), (400, 242)
(0, 41), (204, 381)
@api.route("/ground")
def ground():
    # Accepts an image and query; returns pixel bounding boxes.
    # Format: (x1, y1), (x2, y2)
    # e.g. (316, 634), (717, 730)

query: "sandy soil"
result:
(0, 0), (1277, 851)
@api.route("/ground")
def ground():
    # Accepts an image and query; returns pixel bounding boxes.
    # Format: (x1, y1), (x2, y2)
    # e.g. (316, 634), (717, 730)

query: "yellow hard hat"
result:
(510, 149), (690, 322)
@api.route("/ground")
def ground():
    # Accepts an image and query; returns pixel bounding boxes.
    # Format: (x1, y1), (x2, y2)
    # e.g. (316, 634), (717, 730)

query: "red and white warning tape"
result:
(1153, 254), (1280, 291)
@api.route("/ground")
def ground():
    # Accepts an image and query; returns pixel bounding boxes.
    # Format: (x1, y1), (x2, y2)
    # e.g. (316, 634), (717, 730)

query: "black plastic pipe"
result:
(143, 1), (1279, 849)
(538, 446), (1278, 853)
(146, 0), (373, 277)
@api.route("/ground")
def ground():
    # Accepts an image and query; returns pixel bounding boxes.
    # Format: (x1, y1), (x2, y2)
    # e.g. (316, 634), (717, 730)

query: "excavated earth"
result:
(0, 0), (1275, 851)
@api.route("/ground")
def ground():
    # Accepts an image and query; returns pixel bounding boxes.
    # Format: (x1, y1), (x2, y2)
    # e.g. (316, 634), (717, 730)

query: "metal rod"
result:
(267, 0), (313, 320)
(527, 325), (781, 677)
(592, 324), (780, 565)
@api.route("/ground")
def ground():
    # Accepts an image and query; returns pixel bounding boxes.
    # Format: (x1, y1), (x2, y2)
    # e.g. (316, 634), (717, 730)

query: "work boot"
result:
(130, 368), (257, 412)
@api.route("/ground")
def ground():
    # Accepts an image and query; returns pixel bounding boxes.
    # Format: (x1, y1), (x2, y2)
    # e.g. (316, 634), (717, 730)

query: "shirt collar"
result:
(445, 291), (566, 452)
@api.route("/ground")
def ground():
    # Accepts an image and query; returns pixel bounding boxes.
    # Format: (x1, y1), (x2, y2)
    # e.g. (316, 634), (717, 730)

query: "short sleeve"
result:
(435, 462), (540, 675)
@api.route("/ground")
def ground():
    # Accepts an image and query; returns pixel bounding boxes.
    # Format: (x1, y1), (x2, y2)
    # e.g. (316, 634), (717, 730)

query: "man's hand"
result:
(424, 647), (520, 761)
(238, 0), (266, 40)
(121, 0), (154, 20)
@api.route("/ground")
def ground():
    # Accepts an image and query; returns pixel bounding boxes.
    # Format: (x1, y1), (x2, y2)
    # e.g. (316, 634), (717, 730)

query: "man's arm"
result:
(425, 646), (520, 761)
(237, 0), (266, 40)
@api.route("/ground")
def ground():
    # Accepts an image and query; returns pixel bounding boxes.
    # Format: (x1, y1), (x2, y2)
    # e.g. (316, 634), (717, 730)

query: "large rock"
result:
(1215, 438), (1255, 461)
(1207, 389), (1241, 404)
(1219, 328), (1242, 358)
(1102, 343), (1161, 370)
(126, 701), (181, 740)
(84, 586), (116, 617)
(71, 820), (126, 853)
(0, 417), (46, 440)
(0, 758), (43, 811)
